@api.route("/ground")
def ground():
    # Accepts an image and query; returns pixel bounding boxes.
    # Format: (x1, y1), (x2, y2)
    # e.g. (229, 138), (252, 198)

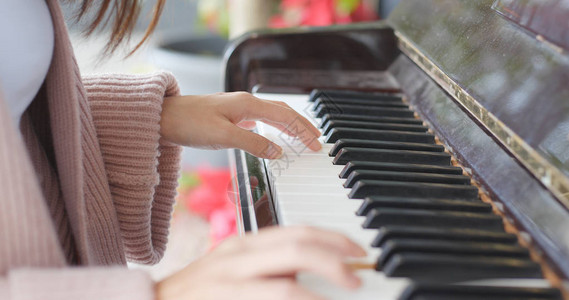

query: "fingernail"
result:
(313, 140), (322, 151)
(306, 138), (321, 151)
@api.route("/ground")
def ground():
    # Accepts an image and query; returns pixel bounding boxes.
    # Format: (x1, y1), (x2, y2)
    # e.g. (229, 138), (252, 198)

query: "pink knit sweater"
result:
(0, 0), (182, 299)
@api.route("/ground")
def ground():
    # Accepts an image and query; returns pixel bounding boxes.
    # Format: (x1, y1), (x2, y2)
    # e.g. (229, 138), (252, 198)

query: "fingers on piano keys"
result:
(265, 89), (564, 299)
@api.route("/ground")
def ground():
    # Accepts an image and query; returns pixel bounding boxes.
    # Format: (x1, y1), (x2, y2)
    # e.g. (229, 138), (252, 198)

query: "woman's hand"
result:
(155, 226), (366, 300)
(160, 92), (322, 159)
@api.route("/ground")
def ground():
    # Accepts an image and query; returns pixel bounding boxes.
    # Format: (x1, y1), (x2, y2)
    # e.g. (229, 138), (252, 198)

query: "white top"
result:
(0, 0), (54, 126)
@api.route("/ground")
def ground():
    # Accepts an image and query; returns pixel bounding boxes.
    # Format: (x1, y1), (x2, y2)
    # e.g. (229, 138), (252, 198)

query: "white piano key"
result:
(274, 175), (347, 185)
(463, 278), (553, 288)
(275, 165), (345, 176)
(279, 209), (379, 259)
(277, 197), (361, 207)
(276, 200), (365, 222)
(282, 217), (363, 231)
(282, 212), (363, 223)
(274, 167), (344, 176)
(280, 151), (332, 158)
(298, 274), (554, 300)
(274, 182), (348, 194)
(267, 160), (341, 171)
(298, 270), (410, 300)
(275, 155), (338, 163)
(260, 129), (328, 146)
(281, 144), (334, 152)
(275, 195), (363, 216)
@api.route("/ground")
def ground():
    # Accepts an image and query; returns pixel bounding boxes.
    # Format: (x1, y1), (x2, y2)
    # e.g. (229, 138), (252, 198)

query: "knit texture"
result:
(83, 73), (182, 264)
(0, 0), (182, 298)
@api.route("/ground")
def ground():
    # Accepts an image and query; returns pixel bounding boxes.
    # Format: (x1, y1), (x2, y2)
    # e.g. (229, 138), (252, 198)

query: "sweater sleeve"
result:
(82, 72), (182, 265)
(0, 88), (157, 300)
(4, 267), (154, 300)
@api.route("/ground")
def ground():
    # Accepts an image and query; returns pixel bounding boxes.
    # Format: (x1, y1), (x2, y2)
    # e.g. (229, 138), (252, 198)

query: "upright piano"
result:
(224, 0), (569, 298)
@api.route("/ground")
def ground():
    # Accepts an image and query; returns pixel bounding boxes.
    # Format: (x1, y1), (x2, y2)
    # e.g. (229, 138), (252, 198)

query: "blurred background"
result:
(62, 0), (400, 279)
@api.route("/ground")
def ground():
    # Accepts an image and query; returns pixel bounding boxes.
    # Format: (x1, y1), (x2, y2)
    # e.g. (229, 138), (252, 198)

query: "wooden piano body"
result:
(223, 0), (569, 298)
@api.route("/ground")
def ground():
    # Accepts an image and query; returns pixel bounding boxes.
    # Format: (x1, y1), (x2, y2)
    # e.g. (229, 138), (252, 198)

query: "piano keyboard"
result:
(253, 90), (563, 300)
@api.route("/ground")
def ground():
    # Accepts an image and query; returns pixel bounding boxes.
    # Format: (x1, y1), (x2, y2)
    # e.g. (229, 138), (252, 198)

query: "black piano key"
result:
(383, 253), (543, 281)
(320, 114), (423, 128)
(326, 128), (435, 144)
(362, 208), (504, 231)
(349, 180), (479, 200)
(344, 170), (471, 188)
(356, 197), (492, 216)
(377, 239), (530, 270)
(322, 120), (428, 135)
(372, 226), (518, 248)
(309, 89), (403, 102)
(339, 161), (464, 179)
(315, 104), (415, 118)
(329, 139), (444, 156)
(313, 98), (408, 110)
(399, 284), (562, 300)
(334, 148), (450, 166)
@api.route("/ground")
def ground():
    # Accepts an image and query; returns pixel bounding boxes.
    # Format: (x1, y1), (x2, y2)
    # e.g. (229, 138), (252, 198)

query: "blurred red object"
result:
(270, 0), (378, 28)
(181, 167), (236, 245)
(209, 209), (236, 247)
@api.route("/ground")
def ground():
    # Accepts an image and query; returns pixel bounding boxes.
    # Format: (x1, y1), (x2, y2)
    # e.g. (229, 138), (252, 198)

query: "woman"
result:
(0, 0), (365, 299)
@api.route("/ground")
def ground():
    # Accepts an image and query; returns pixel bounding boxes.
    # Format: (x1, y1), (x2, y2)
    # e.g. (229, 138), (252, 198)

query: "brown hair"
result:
(76, 0), (166, 56)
